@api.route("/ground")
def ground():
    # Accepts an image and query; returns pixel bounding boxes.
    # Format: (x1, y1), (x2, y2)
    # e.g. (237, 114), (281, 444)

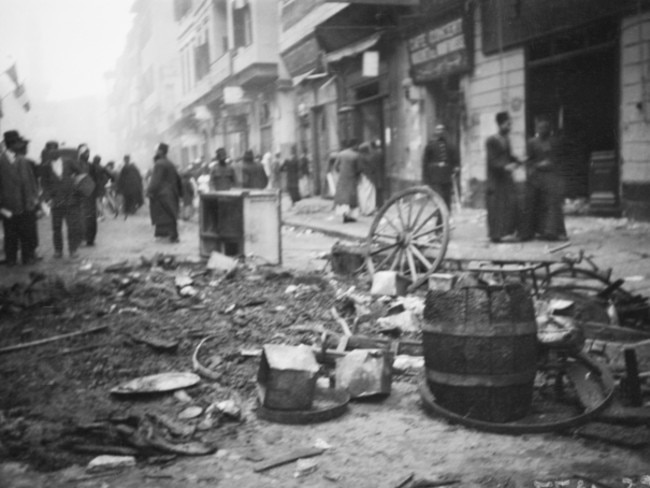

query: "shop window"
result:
(355, 82), (379, 102)
(528, 19), (617, 63)
(233, 4), (252, 48)
(194, 22), (211, 81)
(260, 101), (271, 126)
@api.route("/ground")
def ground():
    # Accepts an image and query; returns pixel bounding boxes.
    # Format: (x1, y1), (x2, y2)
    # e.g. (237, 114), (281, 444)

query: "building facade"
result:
(109, 0), (181, 171)
(109, 0), (650, 220)
(173, 0), (283, 167)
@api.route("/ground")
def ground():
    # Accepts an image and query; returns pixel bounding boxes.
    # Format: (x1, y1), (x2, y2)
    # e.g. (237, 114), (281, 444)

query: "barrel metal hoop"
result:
(422, 326), (537, 338)
(426, 368), (536, 387)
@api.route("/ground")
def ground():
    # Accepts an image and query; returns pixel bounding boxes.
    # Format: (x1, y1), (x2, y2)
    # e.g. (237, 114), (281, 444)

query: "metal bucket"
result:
(422, 283), (538, 423)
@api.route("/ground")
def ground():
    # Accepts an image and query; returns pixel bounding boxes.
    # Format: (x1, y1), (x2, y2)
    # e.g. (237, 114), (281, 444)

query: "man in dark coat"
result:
(210, 148), (236, 190)
(422, 124), (459, 210)
(0, 130), (40, 265)
(281, 145), (301, 205)
(41, 148), (84, 259)
(76, 144), (99, 246)
(485, 111), (521, 243)
(14, 136), (42, 260)
(334, 139), (361, 223)
(116, 155), (144, 216)
(520, 117), (568, 242)
(147, 143), (182, 242)
(241, 149), (268, 189)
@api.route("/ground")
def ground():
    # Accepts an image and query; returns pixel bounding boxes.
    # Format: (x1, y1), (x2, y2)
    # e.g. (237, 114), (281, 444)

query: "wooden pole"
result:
(0, 325), (109, 355)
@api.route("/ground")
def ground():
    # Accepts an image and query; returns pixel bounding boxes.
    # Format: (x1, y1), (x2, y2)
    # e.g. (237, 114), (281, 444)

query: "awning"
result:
(292, 69), (330, 87)
(325, 32), (382, 64)
(324, 0), (418, 5)
(292, 69), (316, 87)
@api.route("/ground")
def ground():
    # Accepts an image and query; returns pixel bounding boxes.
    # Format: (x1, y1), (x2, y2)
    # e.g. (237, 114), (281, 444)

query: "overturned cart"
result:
(418, 282), (619, 434)
(362, 188), (650, 432)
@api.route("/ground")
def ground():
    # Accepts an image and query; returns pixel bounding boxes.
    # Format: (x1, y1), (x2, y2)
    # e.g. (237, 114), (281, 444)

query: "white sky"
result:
(0, 0), (134, 101)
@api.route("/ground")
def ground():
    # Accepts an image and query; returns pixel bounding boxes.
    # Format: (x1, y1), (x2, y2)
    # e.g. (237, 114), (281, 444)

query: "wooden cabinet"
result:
(589, 150), (620, 216)
(199, 190), (281, 264)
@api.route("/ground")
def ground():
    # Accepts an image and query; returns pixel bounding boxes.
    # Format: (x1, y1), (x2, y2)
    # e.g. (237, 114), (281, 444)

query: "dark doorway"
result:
(527, 24), (618, 199)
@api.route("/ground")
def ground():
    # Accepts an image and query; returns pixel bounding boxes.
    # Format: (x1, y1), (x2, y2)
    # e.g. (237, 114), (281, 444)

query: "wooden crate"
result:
(199, 190), (281, 264)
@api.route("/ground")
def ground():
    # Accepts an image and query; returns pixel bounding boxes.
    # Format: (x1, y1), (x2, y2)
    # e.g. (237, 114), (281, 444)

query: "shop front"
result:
(316, 3), (411, 205)
(402, 4), (474, 204)
(480, 0), (650, 216)
(525, 19), (619, 213)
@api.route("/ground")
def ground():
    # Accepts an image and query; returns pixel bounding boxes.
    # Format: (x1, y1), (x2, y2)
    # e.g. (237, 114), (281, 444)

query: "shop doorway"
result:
(526, 21), (618, 200)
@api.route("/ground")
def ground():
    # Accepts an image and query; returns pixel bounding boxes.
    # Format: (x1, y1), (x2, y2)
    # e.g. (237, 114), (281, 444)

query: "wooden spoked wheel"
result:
(366, 186), (450, 291)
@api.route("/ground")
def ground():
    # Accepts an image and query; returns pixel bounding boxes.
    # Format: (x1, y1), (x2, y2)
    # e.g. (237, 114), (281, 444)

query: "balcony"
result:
(231, 44), (278, 88)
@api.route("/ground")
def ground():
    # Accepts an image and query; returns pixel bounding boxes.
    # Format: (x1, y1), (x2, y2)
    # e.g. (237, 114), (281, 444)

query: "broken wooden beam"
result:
(0, 325), (109, 355)
(624, 348), (643, 407)
(252, 447), (325, 473)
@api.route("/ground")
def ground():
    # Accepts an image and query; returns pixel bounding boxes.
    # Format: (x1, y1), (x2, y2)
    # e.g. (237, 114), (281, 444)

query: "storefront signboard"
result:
(407, 16), (471, 83)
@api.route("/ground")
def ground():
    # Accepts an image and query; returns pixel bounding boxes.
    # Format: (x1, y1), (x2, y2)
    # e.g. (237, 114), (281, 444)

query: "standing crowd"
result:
(485, 111), (568, 243)
(0, 130), (192, 267)
(1, 113), (568, 267)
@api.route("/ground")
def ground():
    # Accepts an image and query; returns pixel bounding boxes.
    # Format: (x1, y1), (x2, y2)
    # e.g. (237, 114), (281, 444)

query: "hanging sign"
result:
(407, 16), (472, 83)
(362, 51), (379, 78)
(224, 86), (244, 104)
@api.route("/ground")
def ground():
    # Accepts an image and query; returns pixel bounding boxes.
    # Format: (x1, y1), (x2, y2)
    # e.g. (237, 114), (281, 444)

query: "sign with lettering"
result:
(407, 16), (472, 83)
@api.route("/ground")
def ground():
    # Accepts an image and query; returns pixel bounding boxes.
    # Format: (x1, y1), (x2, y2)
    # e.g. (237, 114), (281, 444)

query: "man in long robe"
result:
(334, 139), (361, 223)
(241, 149), (268, 189)
(520, 117), (568, 241)
(281, 146), (301, 205)
(485, 112), (520, 243)
(357, 142), (376, 216)
(147, 143), (182, 243)
(116, 155), (144, 216)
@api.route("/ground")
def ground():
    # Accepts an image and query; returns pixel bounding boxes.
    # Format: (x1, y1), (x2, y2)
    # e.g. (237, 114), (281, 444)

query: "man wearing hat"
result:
(422, 124), (459, 210)
(485, 111), (521, 243)
(0, 130), (40, 265)
(147, 143), (182, 242)
(40, 146), (84, 259)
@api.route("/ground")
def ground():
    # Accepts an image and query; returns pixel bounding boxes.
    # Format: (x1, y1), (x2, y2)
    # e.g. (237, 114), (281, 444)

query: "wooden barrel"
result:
(422, 283), (538, 423)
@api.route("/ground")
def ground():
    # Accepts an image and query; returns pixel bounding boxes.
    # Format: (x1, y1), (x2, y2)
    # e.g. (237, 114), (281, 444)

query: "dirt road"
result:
(1, 205), (650, 488)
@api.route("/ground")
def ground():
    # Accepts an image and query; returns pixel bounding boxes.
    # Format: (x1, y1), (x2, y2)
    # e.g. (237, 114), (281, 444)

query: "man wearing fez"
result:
(0, 130), (40, 266)
(422, 124), (459, 210)
(485, 111), (521, 243)
(147, 143), (182, 243)
(210, 147), (236, 191)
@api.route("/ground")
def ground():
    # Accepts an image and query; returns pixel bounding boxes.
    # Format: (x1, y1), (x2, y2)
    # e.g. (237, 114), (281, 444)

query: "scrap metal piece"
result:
(335, 349), (392, 398)
(257, 344), (320, 410)
(256, 387), (349, 425)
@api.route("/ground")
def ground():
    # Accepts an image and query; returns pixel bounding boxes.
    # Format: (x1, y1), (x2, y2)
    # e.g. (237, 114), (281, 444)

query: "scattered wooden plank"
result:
(598, 403), (650, 425)
(252, 447), (325, 473)
(0, 325), (109, 355)
(68, 444), (139, 456)
(581, 322), (650, 342)
(330, 307), (352, 337)
(575, 422), (650, 448)
(566, 362), (607, 411)
(624, 348), (643, 407)
(585, 337), (650, 373)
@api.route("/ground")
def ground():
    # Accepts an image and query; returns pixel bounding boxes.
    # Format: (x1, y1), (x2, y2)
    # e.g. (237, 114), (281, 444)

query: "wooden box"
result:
(257, 344), (320, 411)
(199, 190), (281, 264)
